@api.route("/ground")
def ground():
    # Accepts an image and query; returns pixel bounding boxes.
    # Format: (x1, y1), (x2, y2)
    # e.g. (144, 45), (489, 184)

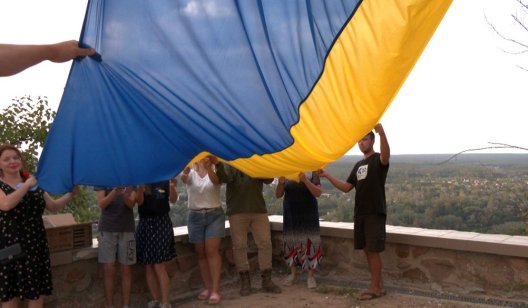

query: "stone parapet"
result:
(47, 217), (528, 306)
(269, 215), (528, 300)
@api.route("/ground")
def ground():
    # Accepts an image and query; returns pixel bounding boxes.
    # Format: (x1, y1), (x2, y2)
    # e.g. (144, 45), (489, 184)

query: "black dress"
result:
(0, 181), (52, 301)
(282, 173), (322, 270)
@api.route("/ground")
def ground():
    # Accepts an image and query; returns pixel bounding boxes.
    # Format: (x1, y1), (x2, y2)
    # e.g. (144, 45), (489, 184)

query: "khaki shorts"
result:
(98, 231), (136, 265)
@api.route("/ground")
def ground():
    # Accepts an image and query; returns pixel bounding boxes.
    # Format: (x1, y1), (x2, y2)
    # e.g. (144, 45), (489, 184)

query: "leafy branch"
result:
(0, 95), (56, 171)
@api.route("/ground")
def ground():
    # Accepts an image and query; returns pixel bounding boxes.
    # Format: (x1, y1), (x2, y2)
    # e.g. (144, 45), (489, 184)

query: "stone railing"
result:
(47, 216), (528, 306)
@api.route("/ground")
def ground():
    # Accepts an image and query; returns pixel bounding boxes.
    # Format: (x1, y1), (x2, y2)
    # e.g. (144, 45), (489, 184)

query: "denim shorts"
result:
(187, 208), (226, 244)
(98, 231), (136, 265)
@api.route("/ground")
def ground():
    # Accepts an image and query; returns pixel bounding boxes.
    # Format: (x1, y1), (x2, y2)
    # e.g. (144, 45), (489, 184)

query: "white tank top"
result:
(185, 169), (221, 210)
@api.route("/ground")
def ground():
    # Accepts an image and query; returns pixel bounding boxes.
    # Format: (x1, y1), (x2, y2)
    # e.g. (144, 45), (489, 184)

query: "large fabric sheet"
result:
(37, 0), (453, 194)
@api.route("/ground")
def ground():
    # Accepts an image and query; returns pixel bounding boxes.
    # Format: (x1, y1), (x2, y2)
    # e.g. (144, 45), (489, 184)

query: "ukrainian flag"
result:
(37, 0), (452, 193)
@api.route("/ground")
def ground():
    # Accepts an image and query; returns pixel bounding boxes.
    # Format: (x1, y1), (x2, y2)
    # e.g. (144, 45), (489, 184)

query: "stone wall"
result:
(47, 219), (528, 306)
(48, 237), (239, 307)
(316, 236), (528, 298)
(48, 230), (286, 307)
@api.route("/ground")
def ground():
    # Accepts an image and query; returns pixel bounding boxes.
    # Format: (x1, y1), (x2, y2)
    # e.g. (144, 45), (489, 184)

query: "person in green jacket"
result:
(211, 157), (281, 296)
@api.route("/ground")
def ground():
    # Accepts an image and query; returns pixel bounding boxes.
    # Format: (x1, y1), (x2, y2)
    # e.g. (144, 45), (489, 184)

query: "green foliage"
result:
(170, 197), (189, 227)
(0, 95), (56, 171)
(51, 186), (99, 223)
(0, 96), (96, 223)
(489, 221), (526, 235)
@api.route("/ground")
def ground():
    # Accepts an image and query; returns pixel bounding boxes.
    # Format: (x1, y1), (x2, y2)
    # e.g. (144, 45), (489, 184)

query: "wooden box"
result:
(43, 214), (93, 253)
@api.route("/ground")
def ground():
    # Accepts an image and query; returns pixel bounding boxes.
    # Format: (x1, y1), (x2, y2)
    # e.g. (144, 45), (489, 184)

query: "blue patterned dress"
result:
(282, 173), (322, 270)
(136, 181), (176, 264)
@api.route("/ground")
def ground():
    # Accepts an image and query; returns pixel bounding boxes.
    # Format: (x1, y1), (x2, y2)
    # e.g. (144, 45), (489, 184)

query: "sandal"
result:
(208, 293), (221, 305)
(358, 291), (384, 301)
(197, 289), (210, 300)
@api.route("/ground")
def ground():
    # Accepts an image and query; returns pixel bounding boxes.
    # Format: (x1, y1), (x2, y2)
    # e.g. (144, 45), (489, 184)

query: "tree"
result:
(50, 186), (98, 223)
(1, 95), (98, 222)
(0, 95), (56, 171)
(486, 0), (528, 71)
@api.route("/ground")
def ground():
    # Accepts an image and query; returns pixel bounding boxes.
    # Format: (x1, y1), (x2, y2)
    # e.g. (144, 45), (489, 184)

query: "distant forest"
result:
(62, 154), (528, 236)
(174, 154), (527, 235)
(271, 154), (527, 236)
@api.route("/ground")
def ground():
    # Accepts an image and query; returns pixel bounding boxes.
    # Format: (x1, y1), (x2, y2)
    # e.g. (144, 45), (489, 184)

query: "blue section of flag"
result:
(37, 0), (361, 193)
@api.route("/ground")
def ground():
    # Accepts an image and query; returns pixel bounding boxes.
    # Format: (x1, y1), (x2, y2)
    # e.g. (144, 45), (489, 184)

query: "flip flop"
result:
(208, 293), (221, 305)
(197, 289), (210, 300)
(358, 291), (384, 301)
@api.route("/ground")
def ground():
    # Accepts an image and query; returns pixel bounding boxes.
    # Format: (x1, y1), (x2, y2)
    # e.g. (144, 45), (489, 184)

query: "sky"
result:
(0, 0), (527, 156)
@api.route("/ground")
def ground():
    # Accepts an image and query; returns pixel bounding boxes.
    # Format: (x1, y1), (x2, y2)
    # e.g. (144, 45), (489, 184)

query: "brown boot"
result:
(261, 269), (282, 293)
(239, 271), (251, 296)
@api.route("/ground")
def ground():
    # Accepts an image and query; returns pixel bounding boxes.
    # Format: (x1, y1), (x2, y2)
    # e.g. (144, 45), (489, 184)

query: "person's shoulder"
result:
(353, 158), (365, 168)
(364, 152), (381, 162)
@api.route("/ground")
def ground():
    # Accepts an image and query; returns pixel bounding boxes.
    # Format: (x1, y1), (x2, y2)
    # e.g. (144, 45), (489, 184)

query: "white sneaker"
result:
(283, 273), (298, 286)
(147, 300), (160, 308)
(307, 276), (317, 289)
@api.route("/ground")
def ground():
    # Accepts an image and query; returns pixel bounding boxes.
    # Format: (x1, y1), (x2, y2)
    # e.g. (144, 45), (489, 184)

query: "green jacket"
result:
(215, 163), (273, 216)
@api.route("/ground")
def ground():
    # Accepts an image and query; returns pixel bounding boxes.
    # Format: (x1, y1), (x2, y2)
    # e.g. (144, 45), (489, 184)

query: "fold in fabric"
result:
(37, 0), (453, 194)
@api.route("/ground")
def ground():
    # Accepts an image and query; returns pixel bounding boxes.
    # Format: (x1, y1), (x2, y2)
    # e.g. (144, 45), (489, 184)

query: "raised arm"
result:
(0, 41), (95, 77)
(96, 188), (118, 209)
(44, 186), (78, 212)
(299, 172), (321, 197)
(136, 185), (145, 206)
(169, 178), (178, 204)
(317, 169), (353, 193)
(275, 177), (286, 198)
(213, 161), (231, 184)
(375, 123), (390, 166)
(122, 187), (137, 209)
(180, 167), (191, 184)
(205, 157), (220, 185)
(0, 175), (37, 211)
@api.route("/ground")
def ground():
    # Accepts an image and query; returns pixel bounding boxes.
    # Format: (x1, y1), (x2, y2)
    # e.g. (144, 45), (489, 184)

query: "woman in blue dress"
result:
(275, 172), (322, 289)
(136, 179), (178, 308)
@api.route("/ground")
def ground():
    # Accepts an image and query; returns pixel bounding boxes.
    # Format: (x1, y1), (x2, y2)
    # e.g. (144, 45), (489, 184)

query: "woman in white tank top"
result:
(181, 157), (225, 305)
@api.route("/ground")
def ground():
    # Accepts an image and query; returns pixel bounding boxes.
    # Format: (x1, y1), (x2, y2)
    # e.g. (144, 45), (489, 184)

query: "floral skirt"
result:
(283, 234), (322, 270)
(283, 196), (322, 270)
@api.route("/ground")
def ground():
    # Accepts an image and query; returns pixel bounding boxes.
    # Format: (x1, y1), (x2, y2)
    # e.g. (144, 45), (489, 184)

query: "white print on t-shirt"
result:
(357, 165), (368, 181)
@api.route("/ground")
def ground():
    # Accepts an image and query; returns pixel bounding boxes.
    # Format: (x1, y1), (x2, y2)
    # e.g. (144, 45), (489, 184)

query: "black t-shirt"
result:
(346, 153), (389, 216)
(94, 186), (135, 232)
(138, 181), (171, 218)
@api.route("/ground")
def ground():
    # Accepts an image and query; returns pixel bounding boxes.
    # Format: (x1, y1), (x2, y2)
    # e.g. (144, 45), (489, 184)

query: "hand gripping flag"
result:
(37, 0), (452, 193)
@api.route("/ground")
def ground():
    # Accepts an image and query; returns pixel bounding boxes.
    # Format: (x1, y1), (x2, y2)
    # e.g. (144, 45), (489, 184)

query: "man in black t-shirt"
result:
(318, 123), (390, 301)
